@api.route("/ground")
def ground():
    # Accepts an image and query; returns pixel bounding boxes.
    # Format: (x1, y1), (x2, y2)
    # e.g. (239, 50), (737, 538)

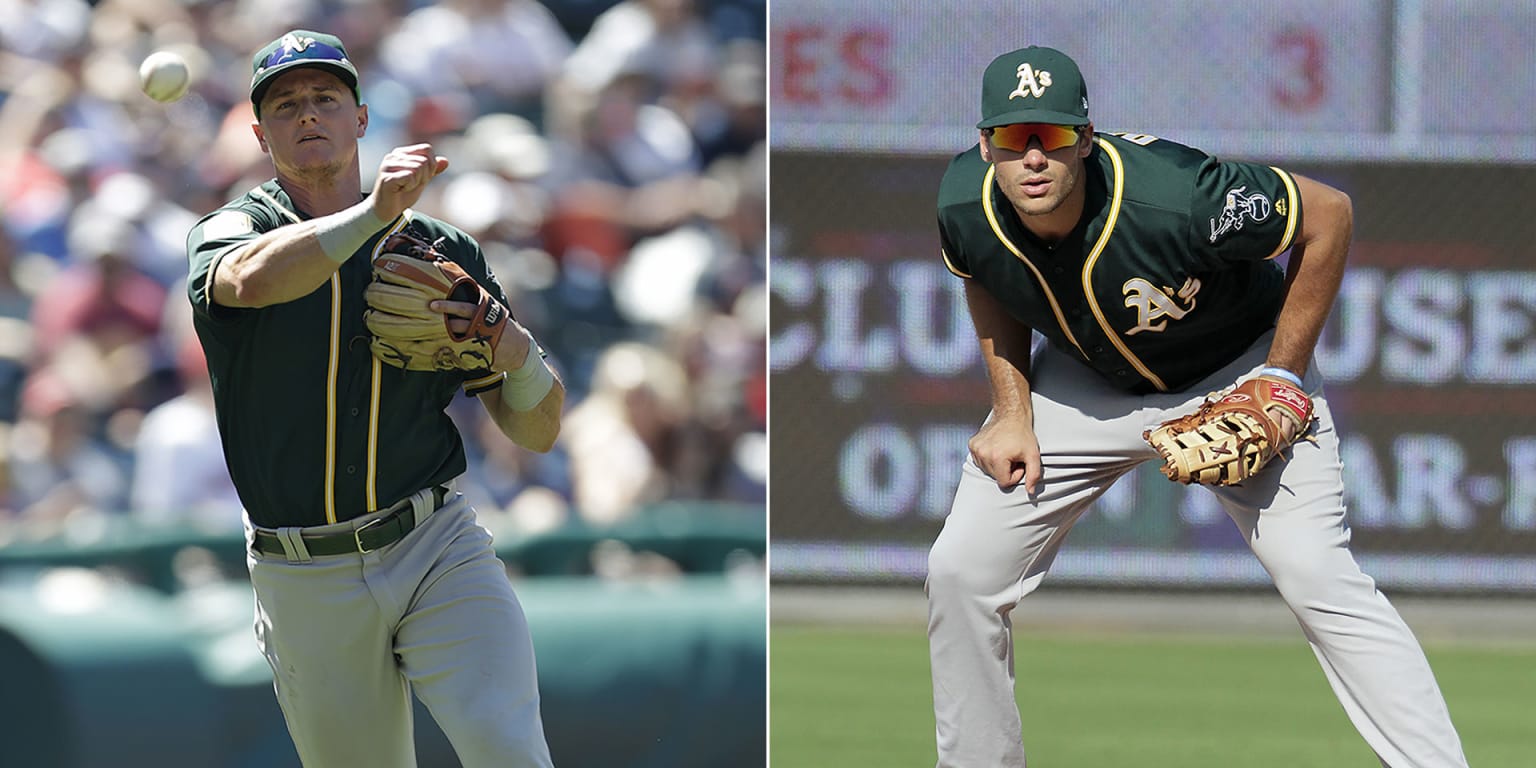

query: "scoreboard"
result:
(770, 0), (1536, 163)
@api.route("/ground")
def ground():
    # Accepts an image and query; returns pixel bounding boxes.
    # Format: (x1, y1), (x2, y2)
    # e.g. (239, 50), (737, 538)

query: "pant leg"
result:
(248, 545), (416, 768)
(384, 495), (555, 768)
(927, 344), (1151, 768)
(1205, 379), (1468, 768)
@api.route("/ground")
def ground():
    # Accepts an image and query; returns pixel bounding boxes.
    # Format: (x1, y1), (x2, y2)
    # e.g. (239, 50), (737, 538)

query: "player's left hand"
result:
(1143, 374), (1315, 485)
(430, 298), (534, 371)
(363, 231), (507, 373)
(429, 298), (475, 335)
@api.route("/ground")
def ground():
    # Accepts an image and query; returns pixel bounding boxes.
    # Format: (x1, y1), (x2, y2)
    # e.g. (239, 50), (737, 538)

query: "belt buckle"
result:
(353, 515), (388, 554)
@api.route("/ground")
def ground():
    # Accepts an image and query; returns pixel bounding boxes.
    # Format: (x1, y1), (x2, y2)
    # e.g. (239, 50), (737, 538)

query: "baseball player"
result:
(185, 30), (562, 767)
(926, 46), (1467, 767)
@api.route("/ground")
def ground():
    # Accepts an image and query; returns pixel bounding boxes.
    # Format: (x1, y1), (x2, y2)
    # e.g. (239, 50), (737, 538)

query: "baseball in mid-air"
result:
(139, 50), (190, 103)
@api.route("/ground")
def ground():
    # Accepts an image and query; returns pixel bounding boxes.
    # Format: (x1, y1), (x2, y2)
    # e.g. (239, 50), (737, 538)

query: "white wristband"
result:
(315, 201), (390, 263)
(1258, 366), (1304, 388)
(500, 341), (555, 411)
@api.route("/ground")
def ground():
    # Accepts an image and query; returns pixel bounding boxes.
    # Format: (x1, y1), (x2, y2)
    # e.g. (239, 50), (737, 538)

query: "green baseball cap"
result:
(249, 30), (360, 117)
(976, 46), (1090, 129)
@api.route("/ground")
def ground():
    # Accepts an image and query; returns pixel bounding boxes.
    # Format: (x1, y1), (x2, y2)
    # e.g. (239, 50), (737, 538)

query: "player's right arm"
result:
(964, 279), (1042, 493)
(938, 147), (1040, 490)
(210, 206), (381, 308)
(213, 145), (447, 308)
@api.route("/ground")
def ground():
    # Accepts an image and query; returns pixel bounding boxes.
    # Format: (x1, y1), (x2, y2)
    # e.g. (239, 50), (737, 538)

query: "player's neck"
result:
(275, 160), (365, 218)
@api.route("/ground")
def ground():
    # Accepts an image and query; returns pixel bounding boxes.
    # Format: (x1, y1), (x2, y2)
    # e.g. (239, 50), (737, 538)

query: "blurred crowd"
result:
(0, 0), (767, 547)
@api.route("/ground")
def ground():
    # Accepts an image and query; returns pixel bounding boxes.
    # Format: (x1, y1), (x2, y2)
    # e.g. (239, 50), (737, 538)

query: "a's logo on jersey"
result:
(1209, 186), (1272, 243)
(1123, 277), (1201, 335)
(1009, 63), (1053, 100)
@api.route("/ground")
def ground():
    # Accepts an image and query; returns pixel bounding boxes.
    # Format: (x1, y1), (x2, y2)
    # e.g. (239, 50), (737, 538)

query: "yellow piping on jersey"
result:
(463, 370), (506, 393)
(250, 187), (351, 519)
(366, 354), (380, 511)
(324, 272), (342, 522)
(365, 211), (413, 512)
(940, 247), (971, 278)
(1266, 167), (1300, 259)
(1081, 138), (1168, 392)
(980, 165), (1088, 360)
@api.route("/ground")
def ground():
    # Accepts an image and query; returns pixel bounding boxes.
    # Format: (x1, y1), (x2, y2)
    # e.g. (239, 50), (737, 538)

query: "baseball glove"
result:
(1142, 375), (1315, 485)
(363, 230), (508, 373)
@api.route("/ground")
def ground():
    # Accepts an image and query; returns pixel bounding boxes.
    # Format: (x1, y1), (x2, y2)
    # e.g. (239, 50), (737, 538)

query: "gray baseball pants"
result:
(246, 485), (554, 768)
(926, 335), (1467, 767)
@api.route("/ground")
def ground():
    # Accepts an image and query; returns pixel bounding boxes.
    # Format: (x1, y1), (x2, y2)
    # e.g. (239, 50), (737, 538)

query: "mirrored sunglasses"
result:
(987, 123), (1080, 153)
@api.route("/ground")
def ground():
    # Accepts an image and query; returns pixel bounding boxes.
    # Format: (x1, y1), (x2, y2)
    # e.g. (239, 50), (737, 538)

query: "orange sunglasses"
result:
(986, 123), (1081, 153)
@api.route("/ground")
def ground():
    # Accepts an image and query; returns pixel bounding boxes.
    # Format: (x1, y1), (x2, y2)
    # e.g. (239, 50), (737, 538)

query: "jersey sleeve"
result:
(185, 204), (274, 321)
(449, 231), (513, 310)
(1190, 159), (1301, 263)
(936, 148), (984, 280)
(938, 215), (972, 279)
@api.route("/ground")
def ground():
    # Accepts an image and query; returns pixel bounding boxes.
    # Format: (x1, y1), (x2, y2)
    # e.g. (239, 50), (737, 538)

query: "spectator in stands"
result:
(0, 227), (34, 424)
(561, 341), (688, 524)
(669, 37), (766, 166)
(5, 366), (129, 536)
(545, 71), (707, 259)
(129, 333), (241, 532)
(377, 0), (572, 119)
(560, 0), (717, 99)
(0, 0), (766, 550)
(29, 210), (165, 417)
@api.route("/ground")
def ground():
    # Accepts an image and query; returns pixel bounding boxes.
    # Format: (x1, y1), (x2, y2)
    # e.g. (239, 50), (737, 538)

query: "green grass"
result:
(770, 625), (1536, 767)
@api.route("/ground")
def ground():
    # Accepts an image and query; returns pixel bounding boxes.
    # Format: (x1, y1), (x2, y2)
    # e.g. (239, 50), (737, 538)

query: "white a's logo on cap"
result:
(280, 33), (316, 54)
(1010, 63), (1053, 100)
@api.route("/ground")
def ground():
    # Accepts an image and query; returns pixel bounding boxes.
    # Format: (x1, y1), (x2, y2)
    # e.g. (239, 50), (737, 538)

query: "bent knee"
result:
(926, 535), (1021, 603)
(925, 534), (970, 594)
(1262, 552), (1376, 611)
(445, 713), (551, 768)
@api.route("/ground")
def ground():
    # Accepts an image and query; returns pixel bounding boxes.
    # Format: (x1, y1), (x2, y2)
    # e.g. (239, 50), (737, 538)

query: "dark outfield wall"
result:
(769, 151), (1536, 591)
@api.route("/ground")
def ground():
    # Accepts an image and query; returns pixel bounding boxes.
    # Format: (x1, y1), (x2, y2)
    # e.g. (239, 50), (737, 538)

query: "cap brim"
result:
(977, 111), (1090, 129)
(251, 60), (359, 108)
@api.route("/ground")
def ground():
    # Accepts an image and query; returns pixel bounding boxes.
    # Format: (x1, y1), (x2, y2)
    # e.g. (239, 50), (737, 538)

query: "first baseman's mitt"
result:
(363, 230), (508, 372)
(1142, 375), (1315, 485)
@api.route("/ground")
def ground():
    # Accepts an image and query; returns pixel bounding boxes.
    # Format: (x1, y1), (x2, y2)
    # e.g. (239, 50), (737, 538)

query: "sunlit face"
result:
(252, 68), (366, 181)
(979, 123), (1093, 230)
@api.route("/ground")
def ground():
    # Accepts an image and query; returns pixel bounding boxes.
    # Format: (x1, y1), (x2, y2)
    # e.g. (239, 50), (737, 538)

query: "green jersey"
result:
(937, 132), (1301, 394)
(187, 181), (508, 528)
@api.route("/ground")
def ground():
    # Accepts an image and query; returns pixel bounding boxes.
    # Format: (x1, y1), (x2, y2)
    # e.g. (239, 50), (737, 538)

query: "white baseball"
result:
(139, 51), (190, 103)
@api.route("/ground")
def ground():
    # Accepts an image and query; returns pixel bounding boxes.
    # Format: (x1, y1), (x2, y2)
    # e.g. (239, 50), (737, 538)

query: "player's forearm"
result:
(966, 280), (1034, 420)
(214, 201), (391, 308)
(1267, 174), (1352, 379)
(478, 375), (565, 453)
(981, 332), (1033, 422)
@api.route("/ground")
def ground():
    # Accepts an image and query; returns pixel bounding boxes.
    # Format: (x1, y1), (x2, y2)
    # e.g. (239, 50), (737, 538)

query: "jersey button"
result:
(350, 407), (360, 417)
(346, 465), (357, 474)
(1116, 370), (1129, 376)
